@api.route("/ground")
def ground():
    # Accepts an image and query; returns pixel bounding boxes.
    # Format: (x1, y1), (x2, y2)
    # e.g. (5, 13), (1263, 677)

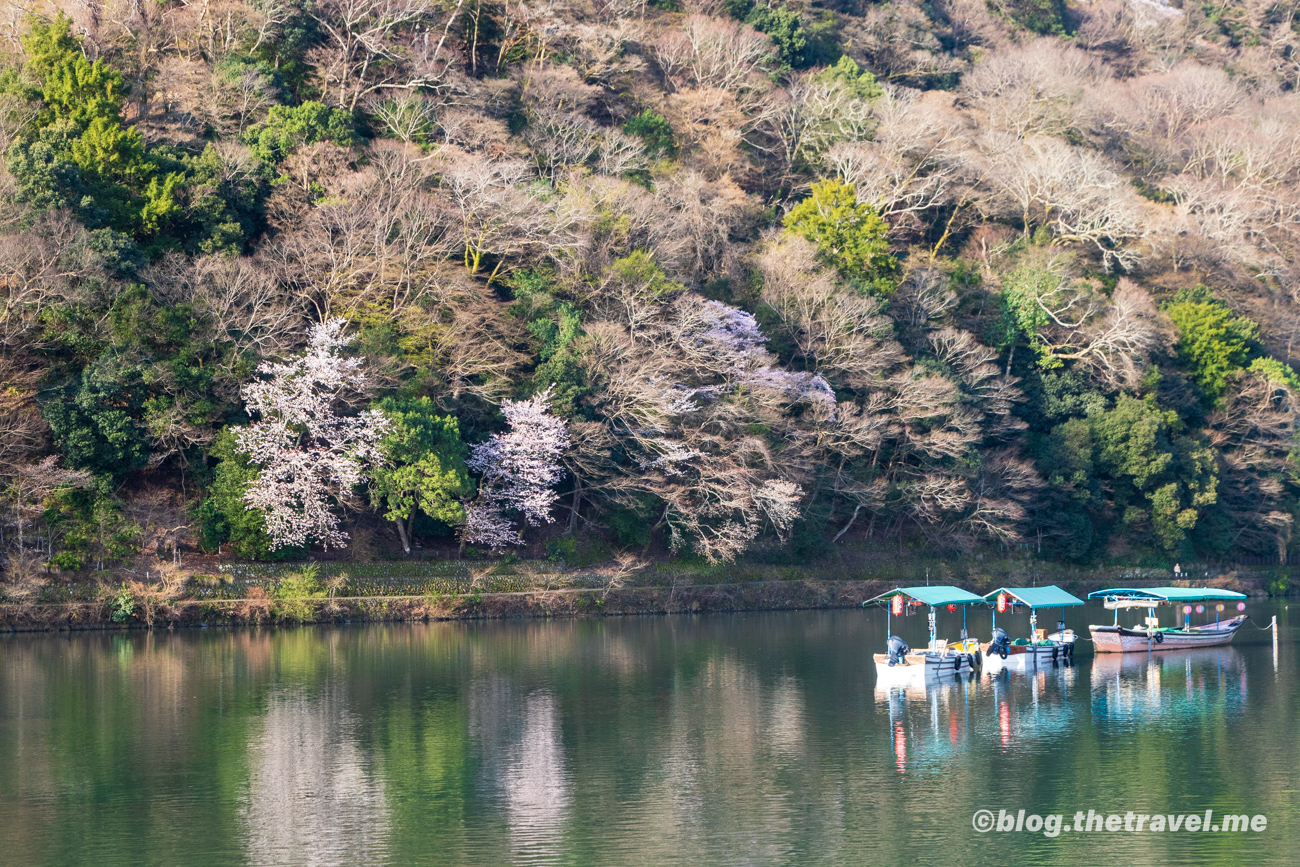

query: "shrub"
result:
(271, 564), (325, 623)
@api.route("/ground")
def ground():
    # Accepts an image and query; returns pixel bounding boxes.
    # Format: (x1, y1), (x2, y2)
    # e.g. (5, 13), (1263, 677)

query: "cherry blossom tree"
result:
(236, 320), (389, 550)
(463, 387), (570, 549)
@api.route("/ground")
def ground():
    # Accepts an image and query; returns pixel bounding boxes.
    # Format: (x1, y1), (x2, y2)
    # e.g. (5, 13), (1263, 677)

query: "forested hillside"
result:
(0, 0), (1298, 592)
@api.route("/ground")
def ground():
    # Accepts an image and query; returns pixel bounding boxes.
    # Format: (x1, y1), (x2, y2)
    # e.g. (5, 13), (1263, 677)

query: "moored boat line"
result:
(865, 583), (1252, 685)
(1086, 587), (1249, 652)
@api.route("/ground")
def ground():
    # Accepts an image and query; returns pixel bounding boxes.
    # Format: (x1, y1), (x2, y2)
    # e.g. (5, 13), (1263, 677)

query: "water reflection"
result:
(470, 683), (573, 865)
(877, 675), (977, 775)
(1, 607), (1296, 867)
(877, 662), (1086, 774)
(1089, 648), (1248, 730)
(243, 687), (391, 867)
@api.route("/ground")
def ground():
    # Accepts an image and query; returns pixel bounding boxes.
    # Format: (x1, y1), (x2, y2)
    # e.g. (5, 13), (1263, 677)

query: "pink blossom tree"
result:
(463, 388), (570, 549)
(237, 320), (389, 551)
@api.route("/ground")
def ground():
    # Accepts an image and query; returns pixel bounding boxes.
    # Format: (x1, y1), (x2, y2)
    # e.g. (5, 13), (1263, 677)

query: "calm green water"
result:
(1, 603), (1296, 866)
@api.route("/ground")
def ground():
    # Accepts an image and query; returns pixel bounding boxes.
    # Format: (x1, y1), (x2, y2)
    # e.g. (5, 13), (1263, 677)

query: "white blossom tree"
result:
(463, 387), (570, 549)
(237, 320), (389, 550)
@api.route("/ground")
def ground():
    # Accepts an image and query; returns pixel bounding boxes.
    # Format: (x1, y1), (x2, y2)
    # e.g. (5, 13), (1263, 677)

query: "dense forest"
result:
(0, 0), (1298, 595)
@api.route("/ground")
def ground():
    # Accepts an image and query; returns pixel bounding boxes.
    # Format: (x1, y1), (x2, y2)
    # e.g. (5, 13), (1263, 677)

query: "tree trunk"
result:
(394, 516), (411, 554)
(568, 475), (582, 533)
(832, 504), (862, 544)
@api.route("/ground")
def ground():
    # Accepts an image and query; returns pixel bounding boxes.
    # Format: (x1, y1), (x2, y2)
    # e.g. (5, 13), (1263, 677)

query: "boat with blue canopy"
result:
(1086, 587), (1248, 652)
(981, 585), (1084, 671)
(864, 586), (986, 680)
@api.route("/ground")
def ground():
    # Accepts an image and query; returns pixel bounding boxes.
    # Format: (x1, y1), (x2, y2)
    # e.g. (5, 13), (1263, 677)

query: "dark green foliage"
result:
(160, 144), (270, 254)
(990, 0), (1069, 35)
(991, 263), (1059, 365)
(5, 119), (84, 211)
(46, 480), (141, 571)
(43, 357), (150, 478)
(725, 1), (838, 70)
(746, 5), (808, 70)
(607, 502), (654, 547)
(5, 14), (252, 250)
(371, 396), (474, 534)
(511, 271), (590, 415)
(36, 279), (240, 481)
(623, 110), (675, 156)
(247, 0), (319, 100)
(197, 430), (302, 560)
(1040, 396), (1219, 556)
(242, 101), (357, 163)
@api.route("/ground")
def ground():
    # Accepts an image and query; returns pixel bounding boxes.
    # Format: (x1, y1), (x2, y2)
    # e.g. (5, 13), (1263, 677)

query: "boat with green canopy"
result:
(1086, 587), (1248, 652)
(981, 586), (1084, 672)
(864, 586), (986, 680)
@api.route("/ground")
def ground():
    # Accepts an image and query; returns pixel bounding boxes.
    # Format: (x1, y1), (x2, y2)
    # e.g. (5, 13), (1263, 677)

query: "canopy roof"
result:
(1086, 586), (1247, 603)
(865, 585), (986, 607)
(984, 586), (1084, 608)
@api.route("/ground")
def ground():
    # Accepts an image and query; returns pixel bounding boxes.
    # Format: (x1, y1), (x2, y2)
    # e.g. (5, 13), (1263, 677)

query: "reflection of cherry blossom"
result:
(464, 388), (570, 549)
(237, 320), (388, 550)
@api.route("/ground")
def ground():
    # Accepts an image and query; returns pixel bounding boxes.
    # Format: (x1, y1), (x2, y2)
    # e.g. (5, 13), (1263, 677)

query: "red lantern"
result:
(997, 593), (1008, 614)
(947, 604), (957, 612)
(891, 595), (904, 616)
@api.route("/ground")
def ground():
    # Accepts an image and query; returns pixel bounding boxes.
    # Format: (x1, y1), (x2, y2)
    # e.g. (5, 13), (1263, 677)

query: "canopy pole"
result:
(927, 607), (937, 650)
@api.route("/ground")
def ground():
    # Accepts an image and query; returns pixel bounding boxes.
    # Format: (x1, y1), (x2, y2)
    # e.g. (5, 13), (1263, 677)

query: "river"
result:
(1, 602), (1295, 866)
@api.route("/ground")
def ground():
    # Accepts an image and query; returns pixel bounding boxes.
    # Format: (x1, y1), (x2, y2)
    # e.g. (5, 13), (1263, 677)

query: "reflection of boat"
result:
(864, 586), (986, 682)
(986, 667), (1079, 749)
(1089, 647), (1248, 726)
(979, 586), (1083, 673)
(1086, 587), (1247, 652)
(1088, 646), (1244, 682)
(877, 675), (976, 773)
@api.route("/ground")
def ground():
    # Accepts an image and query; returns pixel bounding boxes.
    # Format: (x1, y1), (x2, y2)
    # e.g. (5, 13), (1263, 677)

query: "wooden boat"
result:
(1086, 587), (1248, 653)
(864, 586), (987, 681)
(980, 586), (1083, 672)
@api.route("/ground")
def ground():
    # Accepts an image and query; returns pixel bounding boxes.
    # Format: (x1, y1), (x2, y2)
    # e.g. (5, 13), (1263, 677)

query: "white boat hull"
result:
(873, 650), (975, 682)
(980, 633), (1076, 672)
(1089, 616), (1245, 653)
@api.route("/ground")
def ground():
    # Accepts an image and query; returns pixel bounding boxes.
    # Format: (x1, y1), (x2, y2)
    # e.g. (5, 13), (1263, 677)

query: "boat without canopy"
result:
(980, 585), (1083, 672)
(1086, 587), (1248, 652)
(864, 586), (986, 681)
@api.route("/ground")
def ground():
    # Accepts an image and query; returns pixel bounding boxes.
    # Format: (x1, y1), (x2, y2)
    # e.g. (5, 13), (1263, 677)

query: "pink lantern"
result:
(1183, 605), (1192, 615)
(1237, 602), (1246, 612)
(1216, 604), (1224, 612)
(1196, 605), (1204, 614)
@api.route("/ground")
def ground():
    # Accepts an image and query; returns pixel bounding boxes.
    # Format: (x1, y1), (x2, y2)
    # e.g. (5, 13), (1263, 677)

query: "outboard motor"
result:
(988, 627), (1011, 659)
(887, 635), (910, 666)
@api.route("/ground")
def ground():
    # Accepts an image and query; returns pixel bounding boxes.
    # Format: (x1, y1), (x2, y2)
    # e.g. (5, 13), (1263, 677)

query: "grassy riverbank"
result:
(1, 554), (1291, 631)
